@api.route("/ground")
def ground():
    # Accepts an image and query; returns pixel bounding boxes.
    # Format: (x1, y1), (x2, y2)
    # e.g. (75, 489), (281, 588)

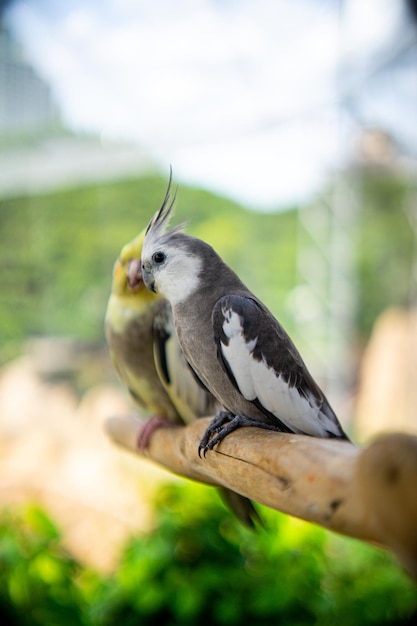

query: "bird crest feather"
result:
(144, 168), (186, 250)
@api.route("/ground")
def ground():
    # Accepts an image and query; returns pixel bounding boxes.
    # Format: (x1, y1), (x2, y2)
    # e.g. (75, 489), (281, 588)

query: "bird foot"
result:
(136, 415), (174, 453)
(198, 411), (279, 457)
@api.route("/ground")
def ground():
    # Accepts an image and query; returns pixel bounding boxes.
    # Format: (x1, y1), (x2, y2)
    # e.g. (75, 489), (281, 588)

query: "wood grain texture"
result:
(106, 415), (417, 579)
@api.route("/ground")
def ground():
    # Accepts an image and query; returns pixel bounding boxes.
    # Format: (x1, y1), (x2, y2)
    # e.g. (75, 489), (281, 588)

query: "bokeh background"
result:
(1, 1), (417, 624)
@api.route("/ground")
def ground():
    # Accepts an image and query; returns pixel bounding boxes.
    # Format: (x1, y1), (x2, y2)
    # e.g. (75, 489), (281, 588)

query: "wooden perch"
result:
(105, 415), (417, 580)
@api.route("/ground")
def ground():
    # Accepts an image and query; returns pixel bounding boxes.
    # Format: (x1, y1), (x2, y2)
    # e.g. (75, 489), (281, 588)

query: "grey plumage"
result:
(152, 301), (214, 423)
(141, 178), (350, 457)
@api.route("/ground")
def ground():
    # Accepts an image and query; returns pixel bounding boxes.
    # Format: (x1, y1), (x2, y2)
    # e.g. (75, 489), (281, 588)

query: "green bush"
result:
(1, 483), (416, 625)
(0, 506), (88, 625)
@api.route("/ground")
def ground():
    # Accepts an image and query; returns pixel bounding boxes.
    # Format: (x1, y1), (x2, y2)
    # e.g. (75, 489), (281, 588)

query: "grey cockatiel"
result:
(105, 225), (260, 528)
(140, 179), (350, 458)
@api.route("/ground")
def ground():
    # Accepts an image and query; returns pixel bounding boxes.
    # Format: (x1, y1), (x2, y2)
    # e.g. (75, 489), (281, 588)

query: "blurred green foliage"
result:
(1, 483), (416, 626)
(0, 174), (297, 364)
(0, 168), (415, 365)
(0, 172), (416, 362)
(356, 172), (416, 337)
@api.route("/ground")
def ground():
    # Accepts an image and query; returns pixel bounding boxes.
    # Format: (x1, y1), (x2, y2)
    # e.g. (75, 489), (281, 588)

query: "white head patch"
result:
(150, 245), (202, 305)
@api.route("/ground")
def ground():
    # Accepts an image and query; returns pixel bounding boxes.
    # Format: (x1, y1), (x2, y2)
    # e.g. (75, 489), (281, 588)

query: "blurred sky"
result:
(4, 0), (417, 209)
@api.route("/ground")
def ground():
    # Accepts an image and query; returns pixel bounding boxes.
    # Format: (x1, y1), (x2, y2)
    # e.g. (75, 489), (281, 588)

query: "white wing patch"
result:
(221, 308), (331, 437)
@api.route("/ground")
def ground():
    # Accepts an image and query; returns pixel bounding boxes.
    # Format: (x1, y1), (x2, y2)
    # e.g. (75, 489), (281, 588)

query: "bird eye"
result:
(152, 251), (166, 264)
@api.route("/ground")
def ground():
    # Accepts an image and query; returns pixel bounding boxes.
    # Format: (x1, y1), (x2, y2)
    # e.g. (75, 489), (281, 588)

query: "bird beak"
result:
(127, 258), (142, 291)
(142, 263), (157, 293)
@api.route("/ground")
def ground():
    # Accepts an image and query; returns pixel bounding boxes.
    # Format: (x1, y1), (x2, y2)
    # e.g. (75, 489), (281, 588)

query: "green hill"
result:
(0, 174), (297, 364)
(0, 169), (414, 365)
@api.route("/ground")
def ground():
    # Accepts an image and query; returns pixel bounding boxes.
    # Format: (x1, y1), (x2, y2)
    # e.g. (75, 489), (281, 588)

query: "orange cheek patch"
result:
(114, 260), (123, 276)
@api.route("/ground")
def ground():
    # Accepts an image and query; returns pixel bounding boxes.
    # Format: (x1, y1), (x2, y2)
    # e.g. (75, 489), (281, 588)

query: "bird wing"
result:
(105, 294), (182, 421)
(107, 344), (147, 409)
(212, 294), (345, 438)
(153, 301), (217, 424)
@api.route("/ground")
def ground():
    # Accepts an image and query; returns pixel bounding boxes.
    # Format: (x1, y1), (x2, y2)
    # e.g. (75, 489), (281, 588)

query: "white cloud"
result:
(169, 108), (352, 209)
(7, 0), (414, 209)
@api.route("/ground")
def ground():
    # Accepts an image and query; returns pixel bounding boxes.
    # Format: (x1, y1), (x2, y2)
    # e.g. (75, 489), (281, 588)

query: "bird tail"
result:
(217, 488), (263, 530)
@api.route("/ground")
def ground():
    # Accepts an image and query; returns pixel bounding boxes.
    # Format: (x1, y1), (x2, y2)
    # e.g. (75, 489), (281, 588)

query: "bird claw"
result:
(198, 411), (234, 457)
(198, 412), (285, 458)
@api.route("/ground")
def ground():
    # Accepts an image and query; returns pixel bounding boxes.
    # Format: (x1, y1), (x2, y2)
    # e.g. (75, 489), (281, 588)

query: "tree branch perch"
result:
(105, 415), (417, 580)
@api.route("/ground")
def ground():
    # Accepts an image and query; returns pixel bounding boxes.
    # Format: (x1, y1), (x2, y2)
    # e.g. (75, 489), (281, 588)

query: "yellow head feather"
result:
(111, 228), (160, 306)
